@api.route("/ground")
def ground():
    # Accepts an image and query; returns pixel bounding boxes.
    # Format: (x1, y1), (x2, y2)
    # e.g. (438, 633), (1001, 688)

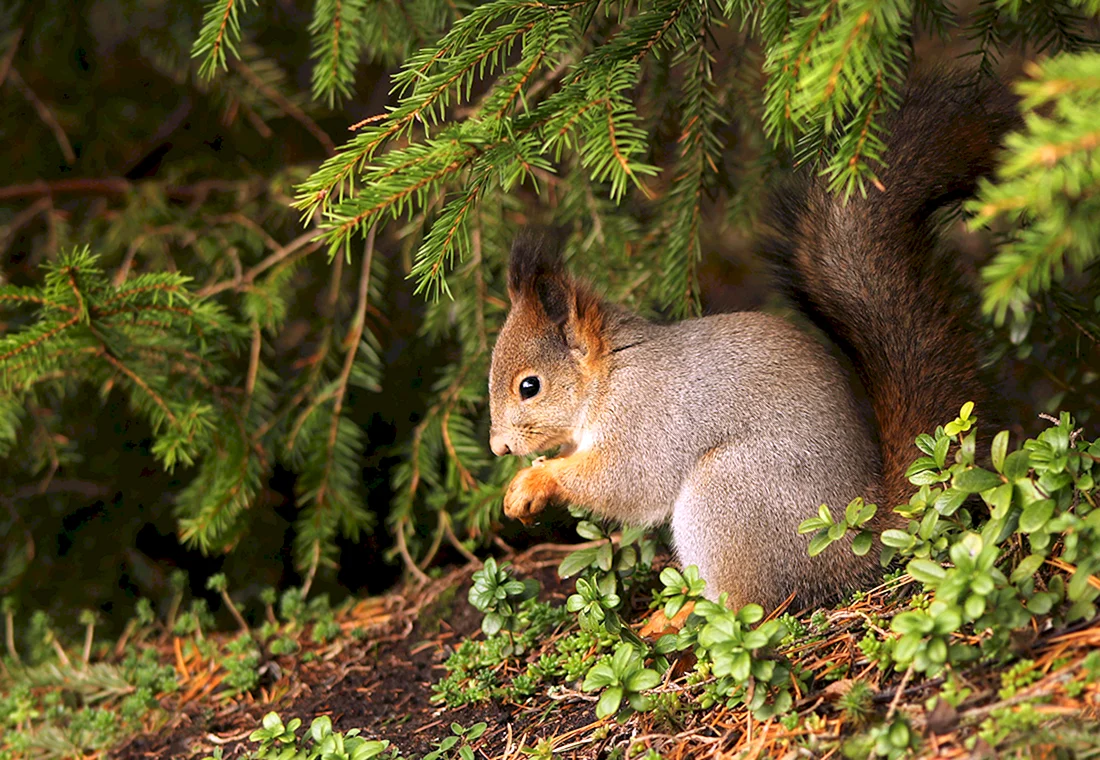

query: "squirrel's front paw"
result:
(503, 466), (558, 525)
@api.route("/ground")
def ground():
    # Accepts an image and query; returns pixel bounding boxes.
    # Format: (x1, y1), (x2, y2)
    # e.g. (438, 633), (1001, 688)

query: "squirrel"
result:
(487, 73), (1021, 611)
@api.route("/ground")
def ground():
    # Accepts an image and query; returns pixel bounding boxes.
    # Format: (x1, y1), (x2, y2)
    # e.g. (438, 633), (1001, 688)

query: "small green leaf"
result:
(738, 604), (764, 624)
(729, 650), (752, 681)
(627, 691), (653, 712)
(798, 517), (826, 535)
(907, 559), (946, 585)
(932, 607), (961, 634)
(596, 542), (614, 571)
(991, 430), (1009, 472)
(964, 595), (986, 619)
(610, 644), (634, 674)
(933, 435), (950, 469)
(482, 612), (503, 636)
(987, 482), (1014, 518)
(1026, 592), (1054, 615)
(894, 634), (920, 663)
(576, 520), (604, 540)
(881, 529), (914, 549)
(558, 547), (598, 578)
(1019, 499), (1055, 533)
(596, 686), (623, 719)
(933, 487), (967, 516)
(954, 467), (1003, 494)
(807, 530), (832, 557)
(910, 469), (948, 486)
(1003, 450), (1031, 480)
(1011, 554), (1046, 584)
(852, 531), (873, 556)
(310, 715), (332, 742)
(624, 668), (660, 691)
(892, 611), (934, 635)
(927, 636), (947, 664)
(659, 567), (685, 589)
(915, 434), (937, 455)
(582, 662), (614, 690)
(845, 497), (864, 526)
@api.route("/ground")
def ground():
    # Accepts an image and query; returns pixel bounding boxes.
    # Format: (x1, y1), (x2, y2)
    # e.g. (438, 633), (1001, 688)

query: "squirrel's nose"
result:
(489, 433), (511, 456)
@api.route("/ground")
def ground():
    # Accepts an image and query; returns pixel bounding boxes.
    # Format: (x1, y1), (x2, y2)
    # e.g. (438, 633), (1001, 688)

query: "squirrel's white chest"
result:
(575, 427), (597, 452)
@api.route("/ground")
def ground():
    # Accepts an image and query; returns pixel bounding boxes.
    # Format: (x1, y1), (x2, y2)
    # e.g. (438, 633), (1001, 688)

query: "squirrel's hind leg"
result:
(670, 443), (877, 612)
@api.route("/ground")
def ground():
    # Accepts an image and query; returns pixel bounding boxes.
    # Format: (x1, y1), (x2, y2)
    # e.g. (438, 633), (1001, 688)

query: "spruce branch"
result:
(198, 230), (323, 298)
(193, 0), (256, 79)
(301, 0), (696, 298)
(762, 0), (908, 192)
(299, 227), (378, 586)
(1, 248), (245, 478)
(296, 0), (574, 219)
(657, 28), (725, 317)
(309, 0), (368, 108)
(970, 53), (1100, 324)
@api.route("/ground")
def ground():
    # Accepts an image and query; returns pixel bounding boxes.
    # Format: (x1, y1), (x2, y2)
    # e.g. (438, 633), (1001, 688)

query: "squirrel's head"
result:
(488, 231), (607, 458)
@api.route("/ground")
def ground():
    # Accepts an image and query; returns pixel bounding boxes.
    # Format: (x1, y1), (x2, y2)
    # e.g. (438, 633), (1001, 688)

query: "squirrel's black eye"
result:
(519, 376), (541, 400)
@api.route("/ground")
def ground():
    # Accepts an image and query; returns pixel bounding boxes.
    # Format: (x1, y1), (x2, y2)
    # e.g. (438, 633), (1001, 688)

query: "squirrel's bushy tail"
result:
(762, 73), (1020, 510)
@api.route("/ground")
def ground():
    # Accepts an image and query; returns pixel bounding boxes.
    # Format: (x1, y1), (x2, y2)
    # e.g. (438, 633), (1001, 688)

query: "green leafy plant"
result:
(653, 566), (707, 619)
(222, 635), (263, 694)
(559, 520), (656, 641)
(691, 600), (793, 719)
(423, 722), (487, 760)
(433, 600), (572, 707)
(558, 522), (655, 583)
(467, 557), (540, 637)
(581, 643), (661, 721)
(567, 575), (624, 637)
(228, 713), (394, 760)
(798, 497), (879, 558)
(245, 712), (304, 758)
(809, 406), (1099, 678)
(844, 716), (918, 760)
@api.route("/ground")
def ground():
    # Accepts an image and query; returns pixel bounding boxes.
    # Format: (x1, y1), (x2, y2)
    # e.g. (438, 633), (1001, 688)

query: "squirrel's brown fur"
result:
(761, 73), (1020, 516)
(488, 73), (1020, 611)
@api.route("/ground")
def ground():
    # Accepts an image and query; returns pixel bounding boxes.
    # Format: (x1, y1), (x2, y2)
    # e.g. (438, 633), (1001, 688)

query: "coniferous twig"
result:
(970, 53), (1100, 325)
(4, 0), (1100, 591)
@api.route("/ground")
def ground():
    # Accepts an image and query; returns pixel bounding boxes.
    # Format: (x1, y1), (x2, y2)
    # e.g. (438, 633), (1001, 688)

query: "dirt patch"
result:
(111, 552), (596, 759)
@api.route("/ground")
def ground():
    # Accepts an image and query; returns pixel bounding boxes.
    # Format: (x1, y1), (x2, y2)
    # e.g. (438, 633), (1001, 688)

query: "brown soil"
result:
(111, 550), (604, 759)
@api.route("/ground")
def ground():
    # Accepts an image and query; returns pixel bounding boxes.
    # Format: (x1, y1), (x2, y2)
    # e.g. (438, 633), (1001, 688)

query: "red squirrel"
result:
(487, 73), (1019, 610)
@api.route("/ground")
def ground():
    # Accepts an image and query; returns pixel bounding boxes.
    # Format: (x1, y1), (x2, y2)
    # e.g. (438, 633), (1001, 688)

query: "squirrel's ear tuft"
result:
(508, 228), (570, 324)
(507, 228), (607, 361)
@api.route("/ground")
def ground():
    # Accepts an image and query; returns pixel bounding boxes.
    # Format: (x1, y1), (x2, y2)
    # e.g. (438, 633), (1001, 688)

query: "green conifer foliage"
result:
(1, 0), (1098, 597)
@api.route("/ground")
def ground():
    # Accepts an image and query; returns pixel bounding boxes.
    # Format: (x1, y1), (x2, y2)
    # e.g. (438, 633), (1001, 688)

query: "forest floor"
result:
(101, 541), (1100, 760)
